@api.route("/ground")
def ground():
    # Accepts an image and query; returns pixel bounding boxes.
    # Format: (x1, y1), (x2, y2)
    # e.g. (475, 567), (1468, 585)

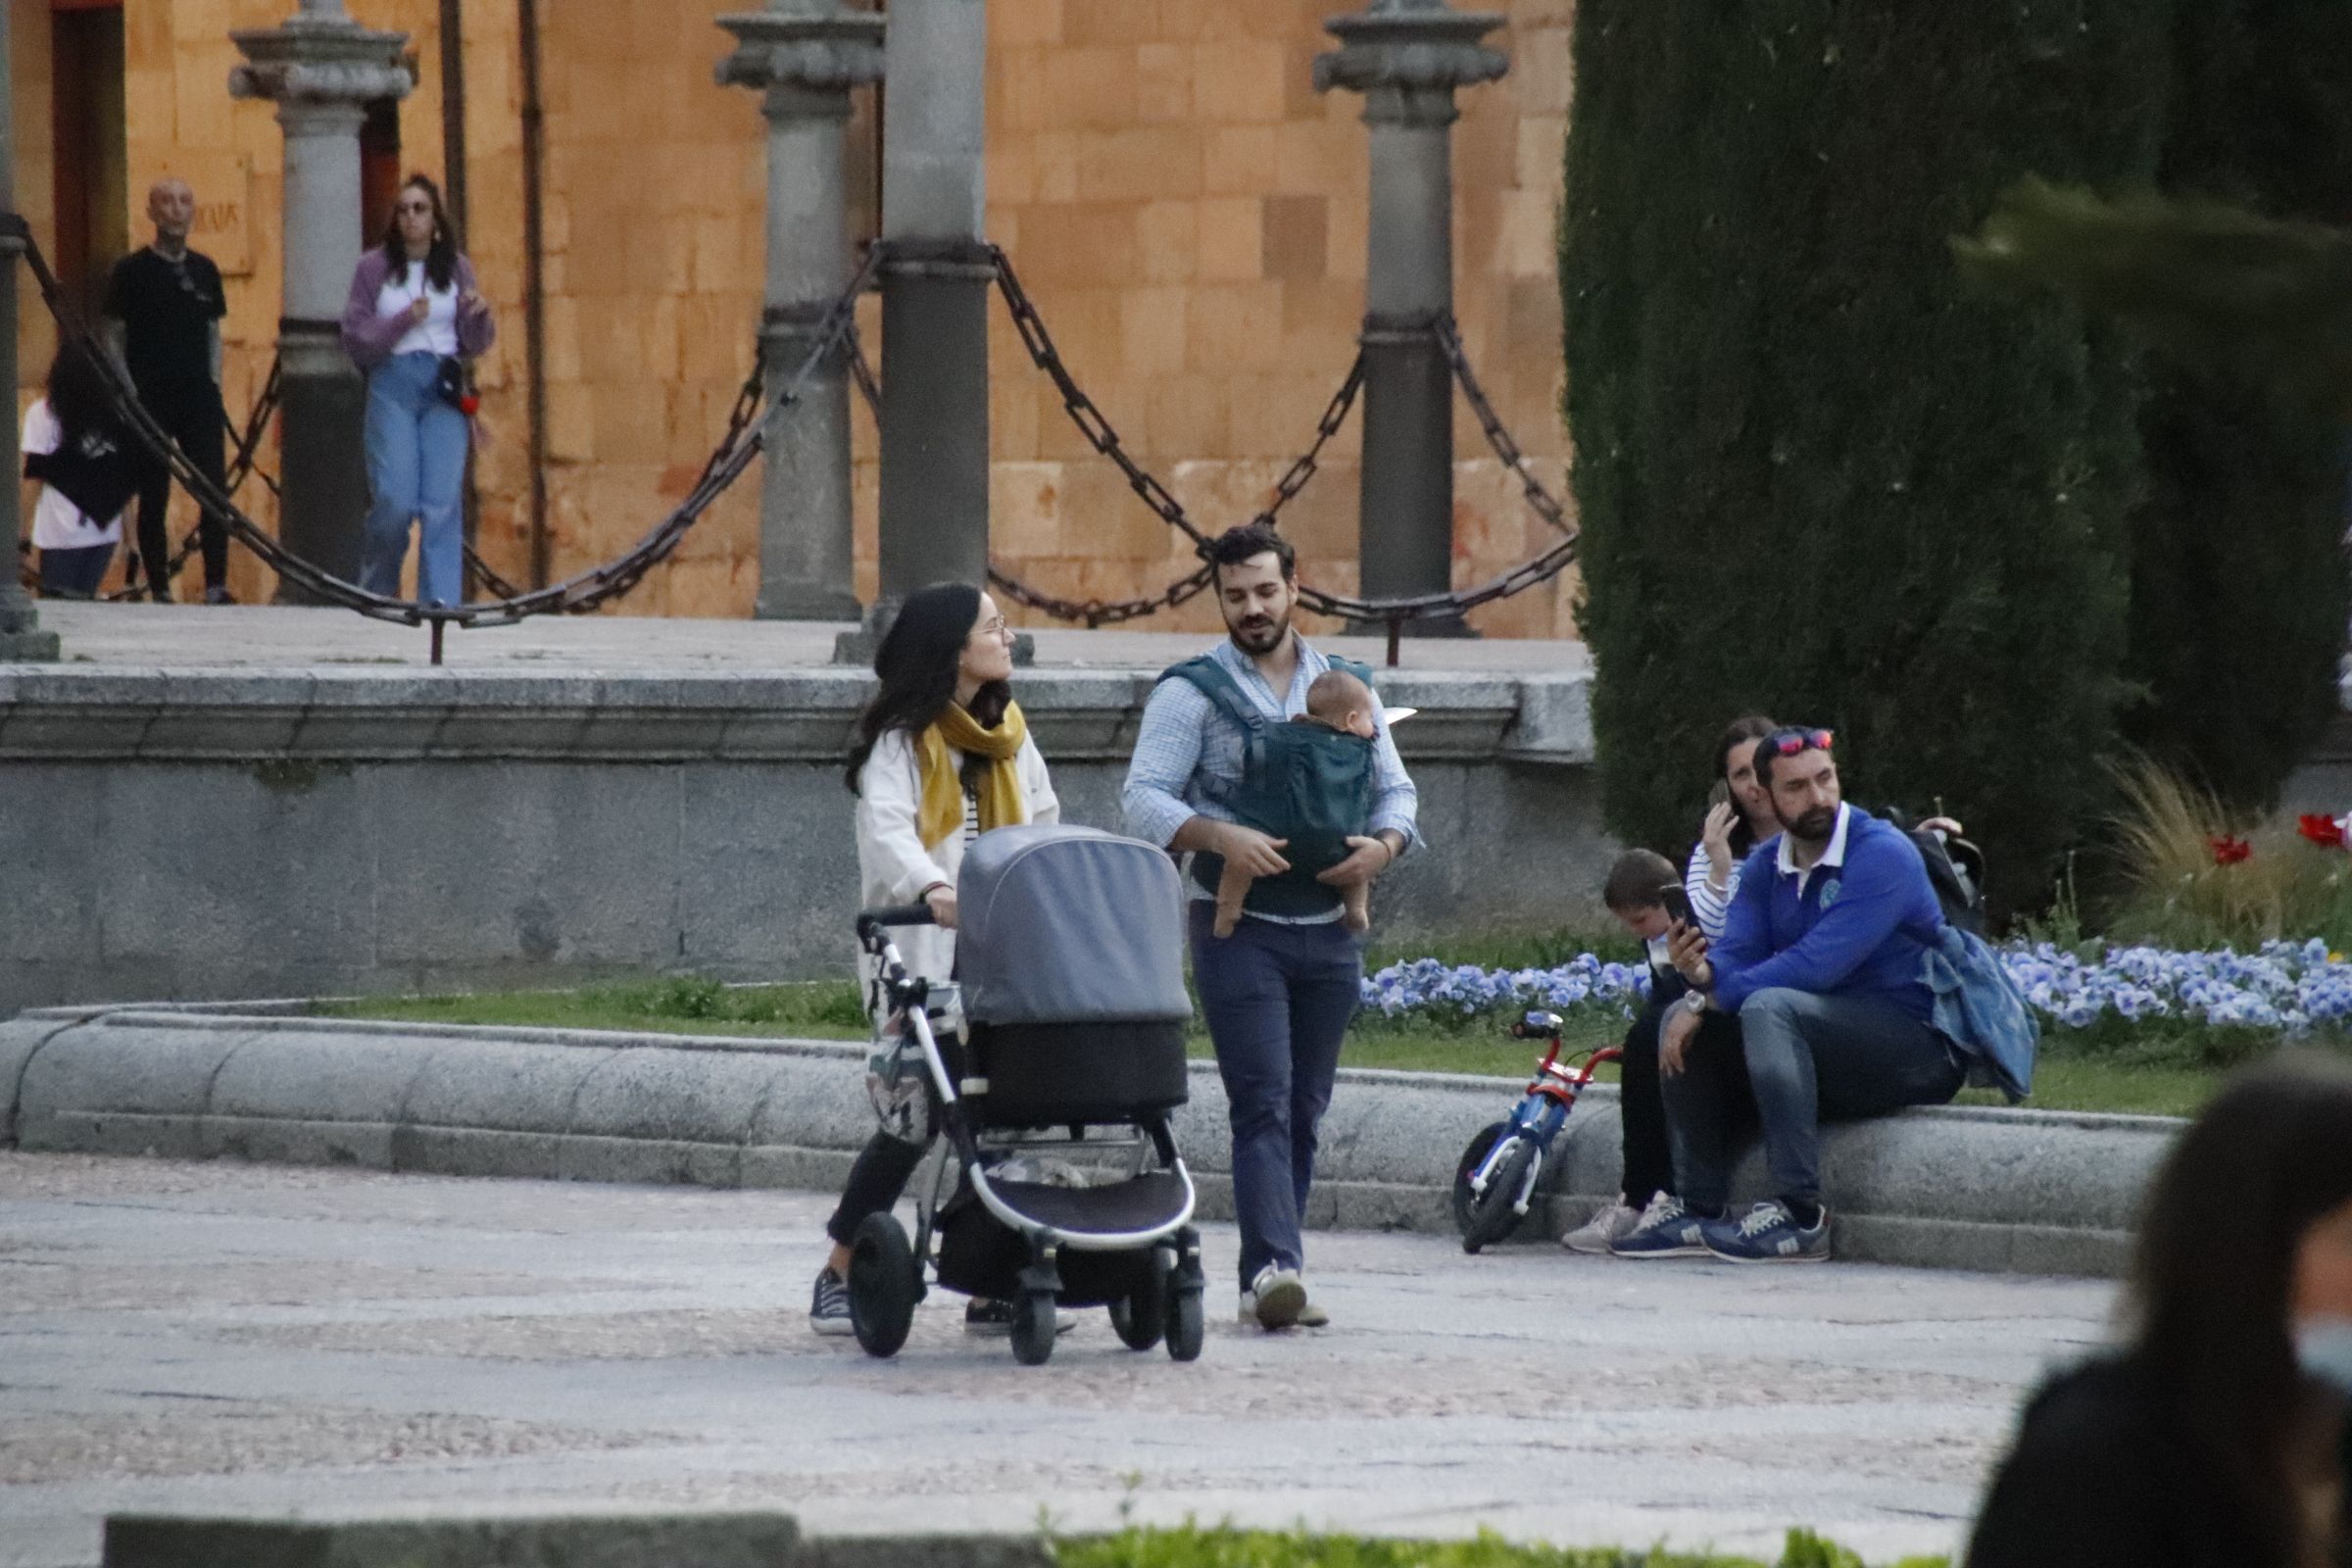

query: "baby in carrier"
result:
(1213, 667), (1378, 937)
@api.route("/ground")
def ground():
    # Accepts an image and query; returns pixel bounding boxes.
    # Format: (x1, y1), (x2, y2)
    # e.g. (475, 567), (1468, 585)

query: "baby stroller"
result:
(848, 823), (1207, 1366)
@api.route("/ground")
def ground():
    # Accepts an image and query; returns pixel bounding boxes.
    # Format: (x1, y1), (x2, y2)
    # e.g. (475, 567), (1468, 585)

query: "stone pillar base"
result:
(0, 628), (64, 662)
(760, 583), (863, 622)
(273, 318), (371, 604)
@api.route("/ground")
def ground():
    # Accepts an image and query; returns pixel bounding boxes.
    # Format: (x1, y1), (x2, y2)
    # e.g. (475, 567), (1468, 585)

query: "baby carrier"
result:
(1156, 655), (1379, 918)
(848, 823), (1206, 1366)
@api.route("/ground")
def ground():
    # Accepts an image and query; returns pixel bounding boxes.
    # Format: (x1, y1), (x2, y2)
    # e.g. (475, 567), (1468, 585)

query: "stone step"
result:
(2, 1006), (2171, 1278)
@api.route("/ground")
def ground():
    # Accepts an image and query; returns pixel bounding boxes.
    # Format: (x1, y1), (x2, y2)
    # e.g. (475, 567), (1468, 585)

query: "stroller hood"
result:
(957, 824), (1193, 1025)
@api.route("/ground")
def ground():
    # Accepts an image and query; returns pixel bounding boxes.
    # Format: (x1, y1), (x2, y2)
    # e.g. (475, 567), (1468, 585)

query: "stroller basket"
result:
(966, 1019), (1190, 1126)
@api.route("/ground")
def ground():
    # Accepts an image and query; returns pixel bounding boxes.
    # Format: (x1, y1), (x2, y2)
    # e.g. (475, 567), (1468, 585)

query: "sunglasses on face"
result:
(397, 201), (432, 215)
(1765, 727), (1835, 759)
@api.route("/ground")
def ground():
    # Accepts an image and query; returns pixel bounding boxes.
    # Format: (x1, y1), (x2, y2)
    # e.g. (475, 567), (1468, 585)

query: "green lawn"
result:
(1057, 1525), (1941, 1568)
(318, 976), (2217, 1117)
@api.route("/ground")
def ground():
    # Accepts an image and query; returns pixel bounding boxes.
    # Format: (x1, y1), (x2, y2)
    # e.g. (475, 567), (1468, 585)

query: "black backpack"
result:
(1882, 808), (1988, 936)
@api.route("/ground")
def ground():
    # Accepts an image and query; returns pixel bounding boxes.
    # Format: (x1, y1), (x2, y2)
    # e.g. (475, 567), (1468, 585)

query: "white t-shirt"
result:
(21, 400), (125, 551)
(378, 261), (461, 358)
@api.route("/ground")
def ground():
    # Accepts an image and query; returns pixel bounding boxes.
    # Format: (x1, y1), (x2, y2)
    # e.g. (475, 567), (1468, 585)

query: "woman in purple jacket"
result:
(339, 174), (494, 607)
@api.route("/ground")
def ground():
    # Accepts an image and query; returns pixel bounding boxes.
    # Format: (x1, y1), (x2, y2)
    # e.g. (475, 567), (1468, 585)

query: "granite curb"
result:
(100, 1510), (1053, 1568)
(1, 1008), (2172, 1276)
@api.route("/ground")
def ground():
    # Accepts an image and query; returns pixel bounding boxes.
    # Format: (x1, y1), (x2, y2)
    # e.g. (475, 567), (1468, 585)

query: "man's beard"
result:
(1228, 605), (1291, 655)
(1785, 804), (1838, 844)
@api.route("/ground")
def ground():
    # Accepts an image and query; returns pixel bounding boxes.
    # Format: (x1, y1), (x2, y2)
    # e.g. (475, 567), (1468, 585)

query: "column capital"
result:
(229, 1), (413, 109)
(715, 2), (886, 106)
(1313, 0), (1507, 123)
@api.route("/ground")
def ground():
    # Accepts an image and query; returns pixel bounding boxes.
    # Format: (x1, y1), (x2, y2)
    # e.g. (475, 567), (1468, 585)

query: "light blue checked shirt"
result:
(1122, 635), (1420, 924)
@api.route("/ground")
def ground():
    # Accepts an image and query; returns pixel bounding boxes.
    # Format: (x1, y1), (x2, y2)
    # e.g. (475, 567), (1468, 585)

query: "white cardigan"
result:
(854, 725), (1059, 997)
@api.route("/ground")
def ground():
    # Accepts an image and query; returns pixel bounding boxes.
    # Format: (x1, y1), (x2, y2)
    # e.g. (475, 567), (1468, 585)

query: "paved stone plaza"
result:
(0, 1152), (2111, 1567)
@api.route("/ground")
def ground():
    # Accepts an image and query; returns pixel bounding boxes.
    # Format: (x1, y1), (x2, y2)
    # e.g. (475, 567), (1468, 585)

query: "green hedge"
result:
(1563, 3), (2171, 912)
(2121, 1), (2352, 810)
(1055, 1525), (1945, 1568)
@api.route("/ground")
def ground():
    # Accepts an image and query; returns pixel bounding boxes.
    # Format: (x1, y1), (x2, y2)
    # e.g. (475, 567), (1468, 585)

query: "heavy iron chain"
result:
(87, 356), (288, 601)
(990, 245), (1362, 555)
(17, 352), (285, 598)
(3, 211), (870, 631)
(990, 241), (1579, 630)
(984, 245), (1363, 626)
(1433, 315), (1573, 537)
(846, 323), (1217, 628)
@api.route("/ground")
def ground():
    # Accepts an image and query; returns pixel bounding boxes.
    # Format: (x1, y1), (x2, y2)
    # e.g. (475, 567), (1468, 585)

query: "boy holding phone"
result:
(1563, 850), (1752, 1257)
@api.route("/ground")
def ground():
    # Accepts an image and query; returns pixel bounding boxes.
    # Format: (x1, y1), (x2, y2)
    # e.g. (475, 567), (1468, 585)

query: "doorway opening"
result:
(50, 0), (128, 314)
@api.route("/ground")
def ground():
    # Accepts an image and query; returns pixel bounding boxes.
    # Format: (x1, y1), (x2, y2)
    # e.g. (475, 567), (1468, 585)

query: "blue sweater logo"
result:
(1818, 876), (1842, 909)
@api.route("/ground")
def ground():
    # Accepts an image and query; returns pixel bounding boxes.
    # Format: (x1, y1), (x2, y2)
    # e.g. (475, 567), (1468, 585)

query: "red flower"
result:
(2299, 814), (2347, 850)
(2212, 835), (2254, 865)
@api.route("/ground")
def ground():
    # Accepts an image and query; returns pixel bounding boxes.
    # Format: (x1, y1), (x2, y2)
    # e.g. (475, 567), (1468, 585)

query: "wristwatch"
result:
(1682, 991), (1709, 1017)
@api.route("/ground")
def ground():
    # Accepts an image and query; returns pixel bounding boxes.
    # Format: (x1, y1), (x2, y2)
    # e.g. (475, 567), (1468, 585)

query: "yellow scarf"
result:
(914, 701), (1030, 851)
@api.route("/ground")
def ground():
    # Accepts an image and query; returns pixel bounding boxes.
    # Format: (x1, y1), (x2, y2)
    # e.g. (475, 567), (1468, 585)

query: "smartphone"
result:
(1706, 779), (1732, 813)
(1657, 881), (1694, 928)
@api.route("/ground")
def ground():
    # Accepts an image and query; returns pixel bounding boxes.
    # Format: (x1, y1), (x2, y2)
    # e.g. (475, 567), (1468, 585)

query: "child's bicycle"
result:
(1452, 1010), (1622, 1253)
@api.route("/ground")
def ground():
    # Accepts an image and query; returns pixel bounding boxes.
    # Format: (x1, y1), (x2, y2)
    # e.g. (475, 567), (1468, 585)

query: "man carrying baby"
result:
(1123, 523), (1420, 1332)
(1212, 666), (1380, 936)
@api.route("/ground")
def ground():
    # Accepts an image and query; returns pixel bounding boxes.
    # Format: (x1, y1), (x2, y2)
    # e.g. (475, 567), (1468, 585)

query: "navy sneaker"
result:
(808, 1267), (853, 1336)
(1608, 1194), (1711, 1258)
(1702, 1200), (1832, 1263)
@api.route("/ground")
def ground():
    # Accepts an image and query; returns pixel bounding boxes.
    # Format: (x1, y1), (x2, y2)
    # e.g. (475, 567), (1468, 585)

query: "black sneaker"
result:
(203, 585), (236, 605)
(808, 1267), (853, 1337)
(963, 1297), (1013, 1334)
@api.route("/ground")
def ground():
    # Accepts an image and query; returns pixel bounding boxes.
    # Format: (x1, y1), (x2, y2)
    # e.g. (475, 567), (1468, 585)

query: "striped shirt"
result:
(1685, 841), (1745, 943)
(1122, 634), (1419, 925)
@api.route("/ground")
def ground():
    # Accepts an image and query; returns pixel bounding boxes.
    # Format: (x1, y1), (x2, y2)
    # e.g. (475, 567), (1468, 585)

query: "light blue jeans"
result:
(363, 351), (469, 606)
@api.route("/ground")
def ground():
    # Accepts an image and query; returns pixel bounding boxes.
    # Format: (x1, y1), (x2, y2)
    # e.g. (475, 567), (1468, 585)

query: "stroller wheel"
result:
(848, 1213), (920, 1358)
(1456, 1125), (1538, 1253)
(1009, 1288), (1057, 1366)
(1109, 1250), (1169, 1351)
(1164, 1276), (1204, 1362)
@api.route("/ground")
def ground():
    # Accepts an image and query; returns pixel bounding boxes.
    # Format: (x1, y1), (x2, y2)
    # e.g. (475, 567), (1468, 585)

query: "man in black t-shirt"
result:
(104, 178), (231, 603)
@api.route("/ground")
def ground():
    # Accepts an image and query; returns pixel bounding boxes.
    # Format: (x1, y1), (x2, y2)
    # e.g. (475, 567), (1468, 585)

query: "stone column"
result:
(231, 0), (411, 600)
(1316, 0), (1504, 636)
(717, 1), (884, 622)
(0, 3), (59, 660)
(875, 0), (990, 610)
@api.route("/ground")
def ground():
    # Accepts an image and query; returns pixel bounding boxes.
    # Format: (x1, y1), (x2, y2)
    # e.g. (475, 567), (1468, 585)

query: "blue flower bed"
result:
(1362, 938), (2352, 1037)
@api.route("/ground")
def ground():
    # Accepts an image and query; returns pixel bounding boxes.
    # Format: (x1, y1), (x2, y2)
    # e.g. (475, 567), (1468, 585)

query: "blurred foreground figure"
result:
(1965, 1054), (2352, 1568)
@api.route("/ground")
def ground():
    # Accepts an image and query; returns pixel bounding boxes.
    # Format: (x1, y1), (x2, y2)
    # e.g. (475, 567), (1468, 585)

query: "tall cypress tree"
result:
(1564, 3), (2173, 911)
(2125, 1), (2352, 809)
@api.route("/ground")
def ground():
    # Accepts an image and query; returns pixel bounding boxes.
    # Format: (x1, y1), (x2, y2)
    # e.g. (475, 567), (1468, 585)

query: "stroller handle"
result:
(857, 905), (938, 943)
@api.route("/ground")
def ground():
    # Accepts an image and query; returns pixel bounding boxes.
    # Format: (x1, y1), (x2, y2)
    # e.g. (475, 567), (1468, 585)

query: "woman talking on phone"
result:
(339, 173), (494, 608)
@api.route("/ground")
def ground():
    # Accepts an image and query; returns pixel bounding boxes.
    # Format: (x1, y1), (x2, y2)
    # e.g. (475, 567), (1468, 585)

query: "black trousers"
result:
(131, 380), (228, 596)
(1617, 994), (1752, 1208)
(825, 1031), (963, 1249)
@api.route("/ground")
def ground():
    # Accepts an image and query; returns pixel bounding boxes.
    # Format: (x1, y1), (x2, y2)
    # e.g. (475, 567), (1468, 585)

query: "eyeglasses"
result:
(1765, 727), (1835, 758)
(396, 201), (433, 215)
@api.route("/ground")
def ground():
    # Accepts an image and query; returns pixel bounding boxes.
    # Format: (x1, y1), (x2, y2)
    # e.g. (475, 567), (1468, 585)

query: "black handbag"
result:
(433, 355), (477, 415)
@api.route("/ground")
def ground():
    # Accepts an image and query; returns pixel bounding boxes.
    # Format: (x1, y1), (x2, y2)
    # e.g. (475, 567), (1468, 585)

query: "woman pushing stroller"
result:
(809, 582), (1058, 1337)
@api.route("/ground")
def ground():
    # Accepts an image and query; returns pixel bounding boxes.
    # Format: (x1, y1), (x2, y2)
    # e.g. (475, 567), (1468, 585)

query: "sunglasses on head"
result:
(1765, 727), (1835, 758)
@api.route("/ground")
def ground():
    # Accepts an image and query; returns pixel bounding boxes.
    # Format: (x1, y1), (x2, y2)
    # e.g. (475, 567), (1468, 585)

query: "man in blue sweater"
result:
(1656, 726), (1964, 1261)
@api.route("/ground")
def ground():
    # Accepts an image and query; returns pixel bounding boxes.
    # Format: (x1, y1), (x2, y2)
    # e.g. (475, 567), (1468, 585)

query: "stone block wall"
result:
(14, 0), (1576, 632)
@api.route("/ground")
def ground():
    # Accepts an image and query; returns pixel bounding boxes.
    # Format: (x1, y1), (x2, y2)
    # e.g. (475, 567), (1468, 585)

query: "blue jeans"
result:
(363, 351), (469, 606)
(39, 543), (115, 599)
(1663, 986), (1963, 1211)
(1187, 901), (1362, 1290)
